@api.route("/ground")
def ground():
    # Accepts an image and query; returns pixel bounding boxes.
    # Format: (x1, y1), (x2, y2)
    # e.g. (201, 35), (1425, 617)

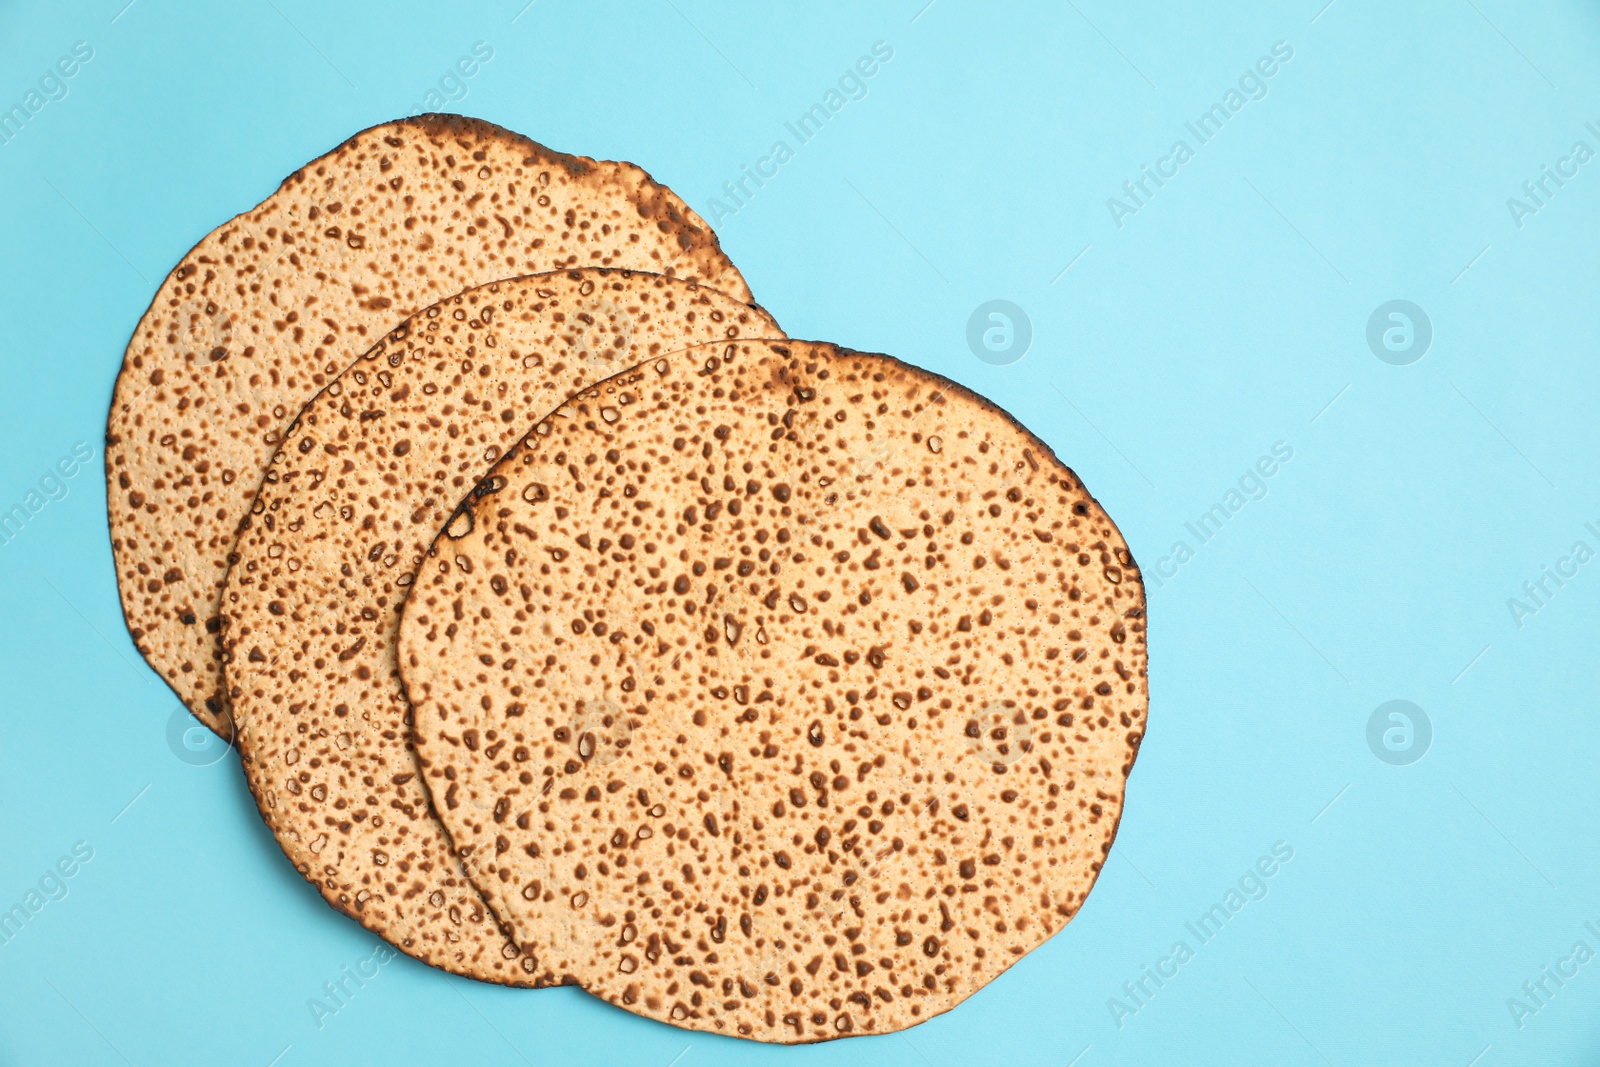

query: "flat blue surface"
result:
(1, 1), (1597, 1063)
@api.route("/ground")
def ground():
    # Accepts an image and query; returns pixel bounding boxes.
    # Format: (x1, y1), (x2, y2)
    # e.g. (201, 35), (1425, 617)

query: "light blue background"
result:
(1, 0), (1597, 1063)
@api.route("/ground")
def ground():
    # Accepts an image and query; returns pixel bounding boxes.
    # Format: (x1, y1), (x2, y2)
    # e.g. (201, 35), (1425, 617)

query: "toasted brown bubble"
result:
(222, 273), (781, 984)
(108, 114), (755, 738)
(398, 339), (1148, 1037)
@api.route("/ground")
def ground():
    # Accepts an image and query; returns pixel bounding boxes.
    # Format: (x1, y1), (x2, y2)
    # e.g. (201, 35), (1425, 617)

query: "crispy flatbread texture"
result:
(222, 272), (781, 983)
(109, 113), (752, 736)
(398, 340), (1147, 1037)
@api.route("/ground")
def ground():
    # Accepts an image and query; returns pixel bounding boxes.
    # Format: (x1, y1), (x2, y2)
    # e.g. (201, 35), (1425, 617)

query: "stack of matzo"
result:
(107, 115), (1147, 1041)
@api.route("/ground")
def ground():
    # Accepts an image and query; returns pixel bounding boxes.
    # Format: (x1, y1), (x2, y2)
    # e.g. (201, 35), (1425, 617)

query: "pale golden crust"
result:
(108, 114), (752, 737)
(399, 340), (1147, 1036)
(222, 273), (781, 983)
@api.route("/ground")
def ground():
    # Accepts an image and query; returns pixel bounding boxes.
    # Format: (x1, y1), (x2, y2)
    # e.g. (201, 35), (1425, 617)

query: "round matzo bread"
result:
(222, 272), (781, 983)
(398, 340), (1148, 1037)
(108, 113), (752, 737)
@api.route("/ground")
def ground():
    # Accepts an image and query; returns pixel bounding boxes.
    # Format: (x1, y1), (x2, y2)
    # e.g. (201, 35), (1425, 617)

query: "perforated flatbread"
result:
(398, 340), (1147, 1037)
(108, 114), (751, 737)
(221, 272), (781, 983)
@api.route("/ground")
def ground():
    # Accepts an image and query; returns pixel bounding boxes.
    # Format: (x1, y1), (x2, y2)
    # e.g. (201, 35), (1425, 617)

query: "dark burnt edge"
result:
(405, 113), (755, 305)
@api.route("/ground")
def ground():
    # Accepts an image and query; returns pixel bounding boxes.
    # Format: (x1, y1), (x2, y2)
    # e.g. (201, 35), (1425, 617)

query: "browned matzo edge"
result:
(107, 113), (760, 739)
(398, 339), (1147, 1035)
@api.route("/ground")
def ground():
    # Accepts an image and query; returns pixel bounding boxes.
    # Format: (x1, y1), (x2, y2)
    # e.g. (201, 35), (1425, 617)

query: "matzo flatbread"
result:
(108, 114), (751, 737)
(222, 273), (781, 983)
(398, 340), (1147, 1037)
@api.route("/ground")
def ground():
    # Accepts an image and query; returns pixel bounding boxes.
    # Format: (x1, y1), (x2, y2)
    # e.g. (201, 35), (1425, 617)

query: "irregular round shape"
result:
(108, 114), (753, 737)
(222, 272), (781, 984)
(399, 340), (1148, 1038)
